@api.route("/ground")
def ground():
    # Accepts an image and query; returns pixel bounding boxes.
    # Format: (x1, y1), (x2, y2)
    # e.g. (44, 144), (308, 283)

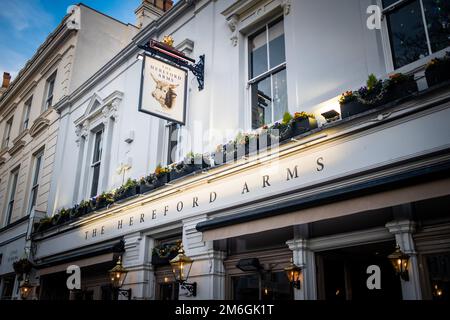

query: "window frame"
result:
(28, 150), (44, 214)
(247, 15), (287, 129)
(22, 96), (33, 131)
(4, 168), (19, 226)
(90, 128), (104, 198)
(2, 116), (13, 149)
(43, 71), (57, 111)
(380, 0), (450, 72)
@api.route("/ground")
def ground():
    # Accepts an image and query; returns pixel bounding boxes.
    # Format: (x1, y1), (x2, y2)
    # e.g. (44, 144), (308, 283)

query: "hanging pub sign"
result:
(138, 38), (205, 125)
(139, 54), (188, 124)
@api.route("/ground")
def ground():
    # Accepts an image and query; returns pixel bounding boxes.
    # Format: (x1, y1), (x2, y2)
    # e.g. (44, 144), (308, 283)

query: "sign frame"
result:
(138, 53), (188, 125)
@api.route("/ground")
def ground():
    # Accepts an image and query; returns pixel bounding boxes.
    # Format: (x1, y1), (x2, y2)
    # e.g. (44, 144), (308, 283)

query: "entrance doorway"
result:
(316, 241), (402, 300)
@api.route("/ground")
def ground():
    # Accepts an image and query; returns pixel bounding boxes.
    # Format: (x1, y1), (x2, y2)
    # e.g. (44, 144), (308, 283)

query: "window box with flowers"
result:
(35, 217), (52, 232)
(139, 174), (156, 194)
(339, 75), (383, 119)
(95, 191), (114, 210)
(384, 73), (418, 101)
(425, 53), (450, 88)
(291, 112), (318, 136)
(339, 90), (366, 119)
(224, 140), (237, 163)
(151, 242), (181, 266)
(258, 125), (273, 152)
(213, 144), (226, 165)
(235, 132), (258, 159)
(114, 178), (140, 202)
(184, 152), (210, 170)
(154, 164), (171, 187)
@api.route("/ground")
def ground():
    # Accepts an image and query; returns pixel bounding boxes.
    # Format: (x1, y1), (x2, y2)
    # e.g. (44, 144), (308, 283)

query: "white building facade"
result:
(26, 0), (450, 300)
(0, 4), (137, 299)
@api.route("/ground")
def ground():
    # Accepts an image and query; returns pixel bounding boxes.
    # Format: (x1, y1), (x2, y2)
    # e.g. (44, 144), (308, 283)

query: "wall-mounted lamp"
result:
(170, 243), (197, 297)
(137, 53), (144, 61)
(321, 110), (340, 123)
(388, 244), (410, 281)
(284, 258), (302, 289)
(19, 278), (33, 300)
(109, 256), (132, 300)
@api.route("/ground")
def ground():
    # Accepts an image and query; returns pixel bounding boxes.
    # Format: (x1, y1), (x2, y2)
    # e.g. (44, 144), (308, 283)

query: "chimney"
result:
(1, 72), (11, 89)
(0, 72), (11, 97)
(135, 0), (174, 29)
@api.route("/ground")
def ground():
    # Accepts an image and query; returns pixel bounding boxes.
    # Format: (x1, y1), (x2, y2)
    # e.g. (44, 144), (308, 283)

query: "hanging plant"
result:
(13, 258), (33, 275)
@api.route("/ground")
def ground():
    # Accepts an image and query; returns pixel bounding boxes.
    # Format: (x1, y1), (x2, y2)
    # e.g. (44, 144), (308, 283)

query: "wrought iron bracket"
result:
(115, 288), (132, 300)
(180, 282), (197, 297)
(138, 44), (205, 91)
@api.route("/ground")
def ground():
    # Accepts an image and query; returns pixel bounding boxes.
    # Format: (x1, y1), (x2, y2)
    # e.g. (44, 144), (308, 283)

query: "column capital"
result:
(386, 220), (416, 235)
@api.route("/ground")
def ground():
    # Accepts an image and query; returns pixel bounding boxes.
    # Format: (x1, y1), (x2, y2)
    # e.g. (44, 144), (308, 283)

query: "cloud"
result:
(0, 0), (53, 32)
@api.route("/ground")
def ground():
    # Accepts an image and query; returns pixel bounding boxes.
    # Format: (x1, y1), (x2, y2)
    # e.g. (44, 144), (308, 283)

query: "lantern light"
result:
(108, 256), (131, 300)
(19, 278), (33, 300)
(284, 258), (302, 289)
(170, 243), (196, 296)
(388, 244), (410, 281)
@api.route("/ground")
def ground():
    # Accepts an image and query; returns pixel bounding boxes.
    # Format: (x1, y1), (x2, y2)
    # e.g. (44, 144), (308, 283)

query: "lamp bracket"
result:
(180, 282), (197, 297)
(117, 288), (132, 300)
(138, 41), (205, 91)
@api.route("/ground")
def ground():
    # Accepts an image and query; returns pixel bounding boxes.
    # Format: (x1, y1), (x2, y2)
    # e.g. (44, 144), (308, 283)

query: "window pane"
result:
(423, 0), (450, 52)
(382, 0), (400, 8)
(33, 155), (42, 185)
(92, 131), (103, 163)
(268, 20), (286, 68)
(387, 0), (429, 68)
(250, 28), (268, 78)
(272, 68), (288, 122)
(30, 186), (38, 209)
(251, 77), (271, 129)
(91, 164), (100, 197)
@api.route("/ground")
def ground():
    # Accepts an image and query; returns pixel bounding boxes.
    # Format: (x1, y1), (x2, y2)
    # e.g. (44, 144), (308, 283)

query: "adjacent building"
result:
(2, 0), (450, 300)
(0, 4), (137, 299)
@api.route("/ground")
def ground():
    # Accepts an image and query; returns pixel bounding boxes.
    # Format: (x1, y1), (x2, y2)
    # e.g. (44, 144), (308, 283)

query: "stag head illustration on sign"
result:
(150, 73), (179, 109)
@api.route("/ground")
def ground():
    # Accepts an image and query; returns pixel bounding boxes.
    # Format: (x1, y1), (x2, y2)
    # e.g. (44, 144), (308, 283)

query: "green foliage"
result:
(366, 74), (379, 91)
(282, 112), (293, 125)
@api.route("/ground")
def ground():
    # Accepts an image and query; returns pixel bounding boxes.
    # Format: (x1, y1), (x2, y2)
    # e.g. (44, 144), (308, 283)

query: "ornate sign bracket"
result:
(138, 40), (205, 91)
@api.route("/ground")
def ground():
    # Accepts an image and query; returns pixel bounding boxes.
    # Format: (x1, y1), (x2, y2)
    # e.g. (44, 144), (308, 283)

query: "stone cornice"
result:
(29, 111), (52, 138)
(8, 139), (25, 156)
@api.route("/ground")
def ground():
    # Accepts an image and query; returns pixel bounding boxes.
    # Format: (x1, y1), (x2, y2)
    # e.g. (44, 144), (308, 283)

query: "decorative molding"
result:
(40, 53), (62, 77)
(13, 129), (29, 144)
(280, 0), (291, 15)
(0, 148), (8, 158)
(19, 81), (37, 99)
(227, 14), (239, 47)
(29, 117), (51, 138)
(1, 102), (17, 119)
(8, 139), (25, 156)
(75, 120), (89, 146)
(176, 39), (195, 56)
(0, 156), (5, 166)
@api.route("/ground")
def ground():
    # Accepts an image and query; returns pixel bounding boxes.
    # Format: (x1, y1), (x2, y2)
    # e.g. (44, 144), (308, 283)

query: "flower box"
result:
(425, 66), (450, 88)
(154, 173), (170, 188)
(387, 78), (418, 101)
(257, 131), (272, 151)
(292, 117), (318, 136)
(115, 185), (139, 202)
(140, 181), (155, 194)
(169, 166), (188, 181)
(340, 100), (368, 119)
(224, 142), (237, 163)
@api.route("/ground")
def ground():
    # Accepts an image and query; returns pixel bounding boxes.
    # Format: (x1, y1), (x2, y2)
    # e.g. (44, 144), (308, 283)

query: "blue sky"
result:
(0, 0), (144, 79)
